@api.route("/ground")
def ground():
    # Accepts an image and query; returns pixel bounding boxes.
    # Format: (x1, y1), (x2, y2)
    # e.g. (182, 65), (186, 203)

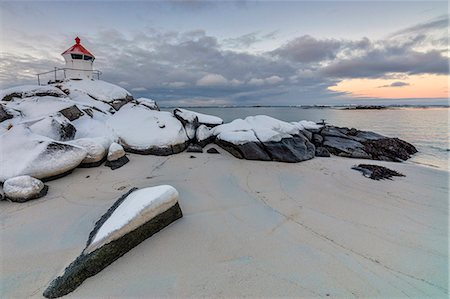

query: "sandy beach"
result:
(1, 145), (448, 298)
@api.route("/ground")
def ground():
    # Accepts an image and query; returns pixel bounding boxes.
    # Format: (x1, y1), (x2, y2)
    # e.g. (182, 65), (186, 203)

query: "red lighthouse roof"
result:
(62, 37), (95, 58)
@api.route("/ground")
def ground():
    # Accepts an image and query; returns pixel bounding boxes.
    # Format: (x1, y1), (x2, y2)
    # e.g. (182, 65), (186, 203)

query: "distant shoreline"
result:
(160, 104), (450, 109)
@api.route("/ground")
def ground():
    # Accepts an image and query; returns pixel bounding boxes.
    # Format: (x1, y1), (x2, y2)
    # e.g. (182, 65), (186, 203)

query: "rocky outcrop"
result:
(29, 113), (76, 141)
(105, 142), (129, 170)
(352, 164), (405, 180)
(43, 186), (183, 298)
(315, 146), (330, 157)
(309, 126), (417, 162)
(3, 175), (48, 202)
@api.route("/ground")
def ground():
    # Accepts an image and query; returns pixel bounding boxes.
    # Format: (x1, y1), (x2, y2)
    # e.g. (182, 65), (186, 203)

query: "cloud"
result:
(271, 35), (342, 63)
(322, 48), (448, 78)
(379, 81), (410, 88)
(196, 73), (228, 86)
(131, 87), (147, 91)
(1, 15), (447, 106)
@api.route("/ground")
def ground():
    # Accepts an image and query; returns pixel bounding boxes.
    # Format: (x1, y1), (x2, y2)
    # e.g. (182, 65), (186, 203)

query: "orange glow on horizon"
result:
(329, 74), (449, 99)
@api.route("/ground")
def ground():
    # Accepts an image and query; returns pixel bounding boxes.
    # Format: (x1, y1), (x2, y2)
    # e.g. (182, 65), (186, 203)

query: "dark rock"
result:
(105, 155), (129, 170)
(315, 147), (330, 157)
(78, 155), (107, 168)
(312, 134), (323, 145)
(323, 136), (371, 159)
(216, 139), (271, 161)
(206, 147), (220, 154)
(186, 144), (203, 153)
(0, 104), (13, 123)
(1, 92), (22, 102)
(109, 95), (133, 111)
(300, 129), (312, 141)
(362, 138), (417, 162)
(216, 134), (315, 163)
(82, 108), (94, 117)
(352, 164), (405, 180)
(122, 140), (189, 156)
(59, 105), (84, 121)
(43, 188), (183, 298)
(262, 135), (315, 163)
(190, 155), (196, 159)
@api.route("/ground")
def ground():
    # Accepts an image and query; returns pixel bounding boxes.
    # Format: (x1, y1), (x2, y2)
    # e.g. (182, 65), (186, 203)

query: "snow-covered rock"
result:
(175, 108), (223, 127)
(43, 186), (183, 298)
(0, 85), (67, 101)
(0, 126), (87, 182)
(107, 103), (189, 155)
(70, 138), (108, 167)
(57, 80), (132, 110)
(105, 142), (129, 170)
(212, 115), (316, 162)
(135, 97), (159, 110)
(29, 113), (76, 141)
(195, 124), (215, 147)
(0, 104), (13, 123)
(3, 175), (48, 202)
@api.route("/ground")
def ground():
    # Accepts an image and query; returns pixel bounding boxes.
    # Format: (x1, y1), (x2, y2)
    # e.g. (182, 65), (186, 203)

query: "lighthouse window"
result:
(71, 54), (83, 60)
(83, 55), (93, 61)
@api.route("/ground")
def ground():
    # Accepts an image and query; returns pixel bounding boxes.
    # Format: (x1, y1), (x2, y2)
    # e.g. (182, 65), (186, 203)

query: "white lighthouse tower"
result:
(61, 37), (95, 80)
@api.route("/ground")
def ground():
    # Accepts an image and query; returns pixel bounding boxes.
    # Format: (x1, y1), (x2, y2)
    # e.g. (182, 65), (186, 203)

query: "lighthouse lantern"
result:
(61, 37), (95, 80)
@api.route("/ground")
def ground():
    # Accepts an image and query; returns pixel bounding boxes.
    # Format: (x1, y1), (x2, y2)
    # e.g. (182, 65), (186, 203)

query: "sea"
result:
(164, 107), (449, 170)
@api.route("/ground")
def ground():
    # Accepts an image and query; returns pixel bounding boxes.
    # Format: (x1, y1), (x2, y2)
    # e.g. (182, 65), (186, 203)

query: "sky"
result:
(0, 0), (448, 106)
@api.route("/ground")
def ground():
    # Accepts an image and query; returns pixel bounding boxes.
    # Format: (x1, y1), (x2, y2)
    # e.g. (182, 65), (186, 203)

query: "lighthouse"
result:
(61, 37), (95, 80)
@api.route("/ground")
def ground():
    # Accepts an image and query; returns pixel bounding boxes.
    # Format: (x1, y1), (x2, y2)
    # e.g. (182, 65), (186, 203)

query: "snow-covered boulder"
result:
(70, 138), (108, 167)
(212, 115), (316, 163)
(43, 186), (183, 298)
(57, 80), (132, 111)
(0, 126), (87, 182)
(105, 142), (129, 170)
(0, 85), (67, 101)
(135, 97), (159, 110)
(107, 103), (189, 155)
(3, 175), (48, 202)
(175, 108), (223, 127)
(29, 113), (76, 141)
(195, 124), (215, 147)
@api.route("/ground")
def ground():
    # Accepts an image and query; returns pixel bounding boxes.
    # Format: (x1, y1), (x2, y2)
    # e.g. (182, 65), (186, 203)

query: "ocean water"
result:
(169, 107), (449, 170)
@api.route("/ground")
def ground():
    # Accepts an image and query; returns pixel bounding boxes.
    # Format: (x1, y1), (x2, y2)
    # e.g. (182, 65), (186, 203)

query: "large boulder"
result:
(135, 98), (159, 110)
(212, 116), (315, 162)
(3, 175), (48, 202)
(317, 126), (417, 162)
(107, 103), (189, 155)
(0, 126), (87, 182)
(43, 186), (183, 298)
